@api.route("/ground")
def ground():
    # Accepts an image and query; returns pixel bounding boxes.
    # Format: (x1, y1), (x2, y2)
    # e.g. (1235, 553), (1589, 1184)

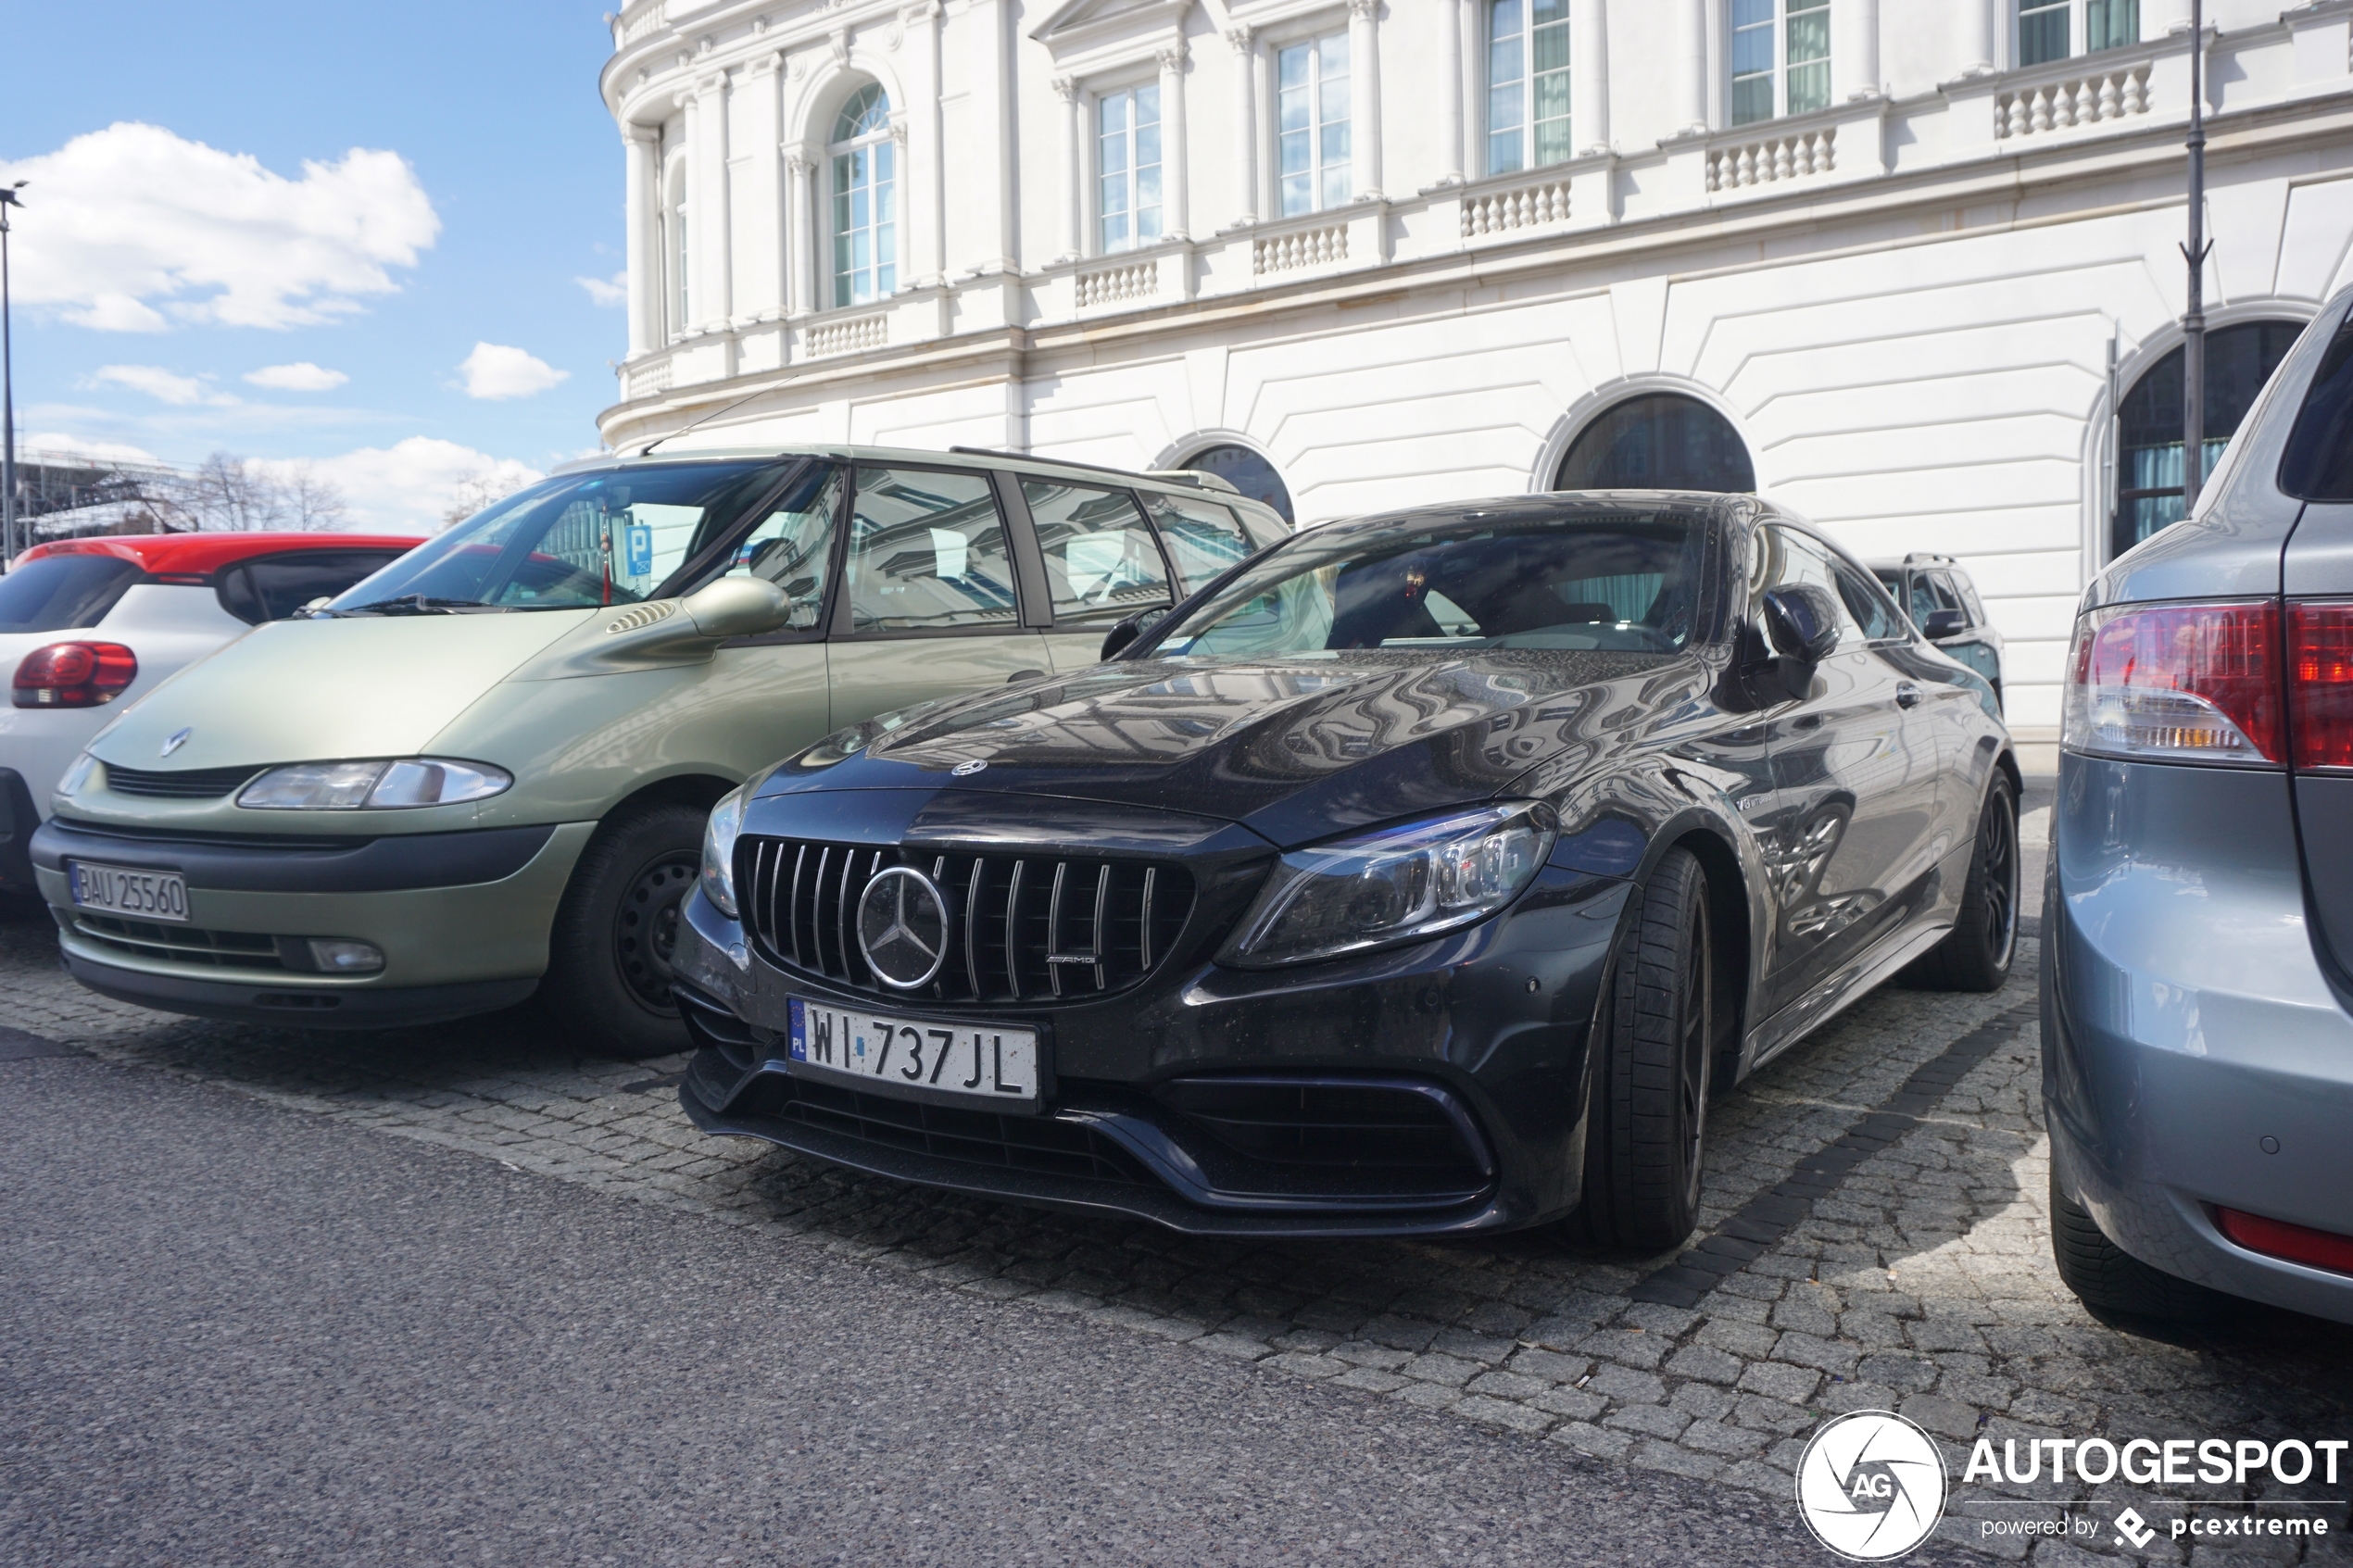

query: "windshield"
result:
(327, 459), (799, 613)
(1147, 508), (1709, 659)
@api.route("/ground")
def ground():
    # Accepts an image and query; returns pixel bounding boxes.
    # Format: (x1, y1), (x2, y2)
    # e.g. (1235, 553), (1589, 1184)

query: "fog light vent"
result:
(2216, 1206), (2353, 1277)
(307, 938), (384, 973)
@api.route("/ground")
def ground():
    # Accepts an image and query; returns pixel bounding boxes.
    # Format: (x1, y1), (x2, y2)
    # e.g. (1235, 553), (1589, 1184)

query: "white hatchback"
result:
(0, 532), (421, 895)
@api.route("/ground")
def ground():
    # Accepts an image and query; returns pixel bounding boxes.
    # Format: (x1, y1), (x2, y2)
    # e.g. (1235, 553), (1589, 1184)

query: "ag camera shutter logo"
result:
(1795, 1410), (1949, 1561)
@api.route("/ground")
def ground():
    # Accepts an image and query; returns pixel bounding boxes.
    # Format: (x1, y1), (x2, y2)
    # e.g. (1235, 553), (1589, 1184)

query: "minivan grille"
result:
(104, 764), (263, 800)
(738, 837), (1194, 1005)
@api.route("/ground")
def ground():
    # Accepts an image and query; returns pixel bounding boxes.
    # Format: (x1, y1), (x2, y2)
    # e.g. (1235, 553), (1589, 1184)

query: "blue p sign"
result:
(624, 523), (654, 579)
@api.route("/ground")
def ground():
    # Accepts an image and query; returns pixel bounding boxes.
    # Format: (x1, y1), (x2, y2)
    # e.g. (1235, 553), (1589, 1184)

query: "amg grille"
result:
(737, 836), (1193, 1005)
(104, 763), (263, 800)
(71, 913), (285, 971)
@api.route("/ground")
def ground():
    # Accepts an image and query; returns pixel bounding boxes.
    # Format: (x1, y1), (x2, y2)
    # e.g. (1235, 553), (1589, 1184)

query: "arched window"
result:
(2114, 320), (2302, 559)
(830, 82), (896, 308)
(1184, 445), (1295, 525)
(1556, 394), (1755, 493)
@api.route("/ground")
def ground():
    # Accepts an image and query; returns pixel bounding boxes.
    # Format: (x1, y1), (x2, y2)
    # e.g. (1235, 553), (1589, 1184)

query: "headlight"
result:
(1222, 801), (1559, 969)
(237, 758), (512, 810)
(701, 784), (746, 919)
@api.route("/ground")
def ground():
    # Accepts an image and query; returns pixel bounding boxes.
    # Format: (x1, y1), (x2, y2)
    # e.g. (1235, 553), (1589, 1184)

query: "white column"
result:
(1834, 0), (1880, 100)
(968, 0), (1015, 273)
(905, 1), (945, 286)
(1226, 26), (1258, 225)
(2158, 0), (2196, 34)
(786, 148), (818, 314)
(623, 124), (660, 355)
(738, 56), (784, 316)
(1957, 0), (1996, 75)
(1348, 0), (1383, 199)
(1054, 76), (1083, 262)
(1674, 0), (1708, 134)
(1157, 42), (1190, 239)
(690, 71), (732, 326)
(1573, 0), (1610, 154)
(1438, 0), (1464, 183)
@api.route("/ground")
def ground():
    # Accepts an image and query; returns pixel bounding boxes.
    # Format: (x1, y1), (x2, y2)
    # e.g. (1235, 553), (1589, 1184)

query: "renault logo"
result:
(161, 727), (192, 758)
(856, 866), (951, 990)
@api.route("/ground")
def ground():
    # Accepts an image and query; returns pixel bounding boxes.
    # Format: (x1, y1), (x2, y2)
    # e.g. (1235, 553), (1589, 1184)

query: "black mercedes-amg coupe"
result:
(669, 491), (2019, 1248)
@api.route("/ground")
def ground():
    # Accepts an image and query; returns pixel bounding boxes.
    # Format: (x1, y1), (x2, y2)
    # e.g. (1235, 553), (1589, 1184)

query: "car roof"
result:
(19, 532), (426, 579)
(553, 442), (1253, 501)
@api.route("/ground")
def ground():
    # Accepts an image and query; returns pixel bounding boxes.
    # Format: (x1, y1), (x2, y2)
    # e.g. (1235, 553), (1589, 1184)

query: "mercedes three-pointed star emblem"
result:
(856, 866), (951, 990)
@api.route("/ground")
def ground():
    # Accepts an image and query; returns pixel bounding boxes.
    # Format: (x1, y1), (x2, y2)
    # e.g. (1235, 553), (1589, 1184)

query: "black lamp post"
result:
(0, 182), (21, 571)
(2182, 1), (2212, 512)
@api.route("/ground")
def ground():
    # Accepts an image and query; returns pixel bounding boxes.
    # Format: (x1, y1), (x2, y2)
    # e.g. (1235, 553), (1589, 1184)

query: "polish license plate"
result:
(786, 997), (1039, 1109)
(67, 860), (191, 922)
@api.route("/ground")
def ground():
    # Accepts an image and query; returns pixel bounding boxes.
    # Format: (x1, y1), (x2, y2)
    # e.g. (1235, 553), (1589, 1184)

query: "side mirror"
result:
(1760, 583), (1842, 666)
(682, 576), (791, 639)
(1100, 607), (1166, 661)
(1920, 608), (1968, 641)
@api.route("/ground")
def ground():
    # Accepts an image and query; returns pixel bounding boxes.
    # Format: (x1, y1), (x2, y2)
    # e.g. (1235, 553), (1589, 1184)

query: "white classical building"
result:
(596, 0), (2353, 740)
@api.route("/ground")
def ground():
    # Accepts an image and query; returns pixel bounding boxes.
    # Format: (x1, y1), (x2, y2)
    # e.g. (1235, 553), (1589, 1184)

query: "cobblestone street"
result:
(8, 807), (2353, 1565)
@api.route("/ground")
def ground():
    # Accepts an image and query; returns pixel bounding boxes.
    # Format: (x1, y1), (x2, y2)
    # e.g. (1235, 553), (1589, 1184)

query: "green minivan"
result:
(30, 445), (1287, 1052)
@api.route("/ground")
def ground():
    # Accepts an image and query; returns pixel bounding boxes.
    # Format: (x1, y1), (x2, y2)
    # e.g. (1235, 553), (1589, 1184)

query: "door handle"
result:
(1895, 682), (1923, 709)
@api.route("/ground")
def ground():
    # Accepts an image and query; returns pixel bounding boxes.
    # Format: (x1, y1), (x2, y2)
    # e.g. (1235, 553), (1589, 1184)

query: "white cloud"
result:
(577, 271), (628, 307)
(245, 361), (349, 392)
(253, 437), (543, 533)
(85, 365), (233, 406)
(0, 122), (438, 332)
(19, 432), (161, 466)
(458, 342), (569, 400)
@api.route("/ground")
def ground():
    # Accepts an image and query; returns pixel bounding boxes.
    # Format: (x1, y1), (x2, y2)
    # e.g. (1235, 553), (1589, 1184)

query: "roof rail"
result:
(947, 445), (1223, 491)
(1901, 551), (1958, 566)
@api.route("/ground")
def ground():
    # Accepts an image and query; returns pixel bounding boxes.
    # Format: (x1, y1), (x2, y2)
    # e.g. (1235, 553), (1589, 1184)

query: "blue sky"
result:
(2, 0), (624, 528)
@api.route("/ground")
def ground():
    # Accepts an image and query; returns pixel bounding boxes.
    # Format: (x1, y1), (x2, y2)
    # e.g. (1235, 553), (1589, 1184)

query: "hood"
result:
(764, 650), (1686, 848)
(85, 611), (590, 772)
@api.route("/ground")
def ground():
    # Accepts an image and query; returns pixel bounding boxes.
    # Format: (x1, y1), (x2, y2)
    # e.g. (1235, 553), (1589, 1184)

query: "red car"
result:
(2, 532), (424, 892)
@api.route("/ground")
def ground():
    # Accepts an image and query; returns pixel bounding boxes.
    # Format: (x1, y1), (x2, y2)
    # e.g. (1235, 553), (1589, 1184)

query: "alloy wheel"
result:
(1680, 900), (1713, 1214)
(1981, 789), (2019, 968)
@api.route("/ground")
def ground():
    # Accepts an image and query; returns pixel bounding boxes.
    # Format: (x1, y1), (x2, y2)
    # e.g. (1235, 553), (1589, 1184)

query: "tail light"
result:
(2290, 602), (2353, 769)
(2060, 601), (2283, 764)
(12, 642), (139, 709)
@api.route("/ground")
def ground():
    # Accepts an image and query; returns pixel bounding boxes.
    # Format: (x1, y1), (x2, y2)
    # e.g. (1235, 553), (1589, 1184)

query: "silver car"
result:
(2046, 278), (2353, 1323)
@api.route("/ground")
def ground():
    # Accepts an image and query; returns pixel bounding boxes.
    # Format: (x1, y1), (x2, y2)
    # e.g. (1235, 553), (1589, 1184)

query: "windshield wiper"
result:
(329, 595), (509, 617)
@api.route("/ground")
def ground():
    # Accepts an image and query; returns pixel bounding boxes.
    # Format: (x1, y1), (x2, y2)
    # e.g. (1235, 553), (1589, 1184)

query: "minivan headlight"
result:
(1221, 801), (1559, 969)
(237, 758), (512, 809)
(701, 785), (746, 920)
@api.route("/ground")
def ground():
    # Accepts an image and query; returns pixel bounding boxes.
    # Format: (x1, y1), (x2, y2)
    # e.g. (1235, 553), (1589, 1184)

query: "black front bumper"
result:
(676, 985), (1514, 1237)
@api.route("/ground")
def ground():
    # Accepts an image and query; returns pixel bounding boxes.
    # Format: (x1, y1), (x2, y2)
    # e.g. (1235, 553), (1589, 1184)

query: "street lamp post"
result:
(0, 182), (21, 571)
(2182, 0), (2213, 513)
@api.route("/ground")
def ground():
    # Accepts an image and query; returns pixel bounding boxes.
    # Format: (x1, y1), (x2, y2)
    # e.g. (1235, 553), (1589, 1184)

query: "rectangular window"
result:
(2086, 0), (2138, 52)
(1023, 480), (1173, 624)
(1486, 0), (1570, 176)
(2019, 0), (2070, 66)
(1277, 32), (1351, 218)
(1732, 0), (1831, 127)
(1097, 84), (1163, 255)
(845, 468), (1021, 633)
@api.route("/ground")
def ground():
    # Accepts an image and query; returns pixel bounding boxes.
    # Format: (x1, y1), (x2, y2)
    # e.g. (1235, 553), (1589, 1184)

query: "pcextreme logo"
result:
(1794, 1410), (1948, 1562)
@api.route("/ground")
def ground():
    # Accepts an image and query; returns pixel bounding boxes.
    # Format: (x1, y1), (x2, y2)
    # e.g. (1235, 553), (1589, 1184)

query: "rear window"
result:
(217, 549), (410, 624)
(2281, 321), (2353, 500)
(0, 555), (143, 633)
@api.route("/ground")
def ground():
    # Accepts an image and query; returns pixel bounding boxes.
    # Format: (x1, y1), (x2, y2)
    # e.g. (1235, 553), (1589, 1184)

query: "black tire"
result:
(1574, 847), (1715, 1252)
(1903, 769), (2020, 993)
(543, 801), (705, 1058)
(2050, 1171), (2221, 1323)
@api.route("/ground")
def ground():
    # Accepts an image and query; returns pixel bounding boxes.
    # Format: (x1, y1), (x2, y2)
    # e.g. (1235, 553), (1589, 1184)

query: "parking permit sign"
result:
(624, 523), (654, 579)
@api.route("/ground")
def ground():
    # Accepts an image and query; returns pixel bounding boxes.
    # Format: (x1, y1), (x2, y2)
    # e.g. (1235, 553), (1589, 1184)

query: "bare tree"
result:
(178, 452), (288, 532)
(281, 462), (349, 531)
(441, 468), (524, 529)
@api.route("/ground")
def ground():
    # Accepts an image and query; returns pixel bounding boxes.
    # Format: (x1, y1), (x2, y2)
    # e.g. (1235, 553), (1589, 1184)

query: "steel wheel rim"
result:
(1680, 900), (1712, 1213)
(616, 851), (698, 1011)
(1982, 790), (2019, 967)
